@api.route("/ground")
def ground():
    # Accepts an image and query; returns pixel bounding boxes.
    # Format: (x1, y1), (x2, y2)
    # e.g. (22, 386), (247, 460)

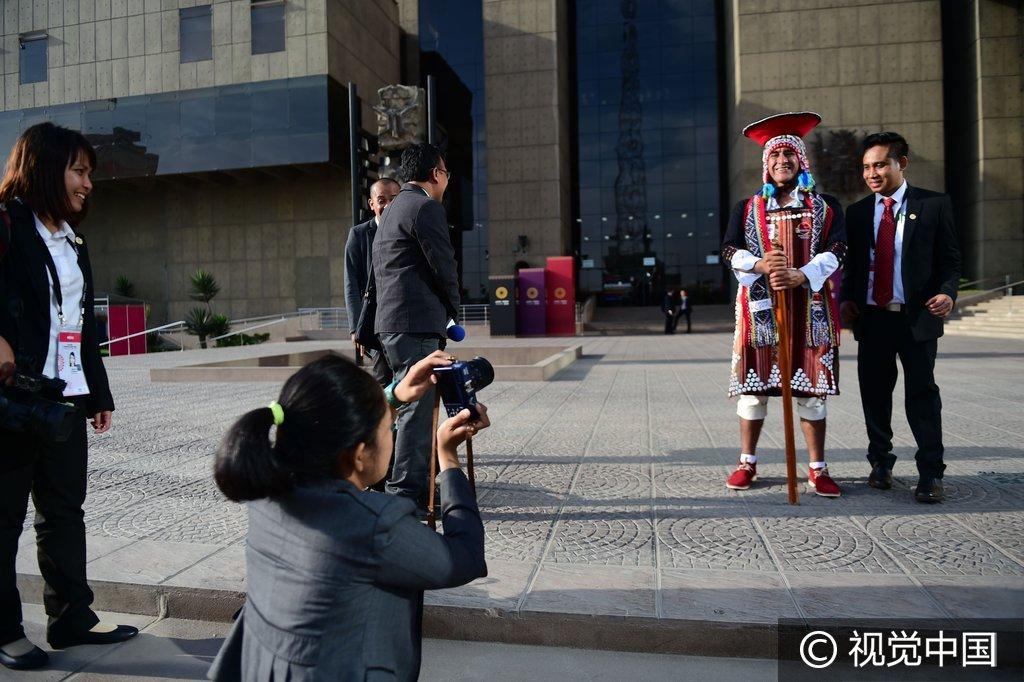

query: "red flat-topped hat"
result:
(742, 111), (821, 145)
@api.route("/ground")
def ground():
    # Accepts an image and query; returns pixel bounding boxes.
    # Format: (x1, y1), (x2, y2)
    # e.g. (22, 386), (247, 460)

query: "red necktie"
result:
(874, 197), (897, 307)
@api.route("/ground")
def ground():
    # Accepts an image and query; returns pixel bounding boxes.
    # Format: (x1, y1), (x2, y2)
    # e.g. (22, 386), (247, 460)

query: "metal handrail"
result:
(221, 310), (315, 326)
(210, 317), (287, 342)
(99, 320), (186, 347)
(958, 275), (1010, 290)
(955, 279), (1024, 311)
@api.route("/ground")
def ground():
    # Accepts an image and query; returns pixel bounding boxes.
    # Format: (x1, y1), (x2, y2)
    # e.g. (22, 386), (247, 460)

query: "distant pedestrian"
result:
(679, 288), (692, 333)
(662, 288), (681, 333)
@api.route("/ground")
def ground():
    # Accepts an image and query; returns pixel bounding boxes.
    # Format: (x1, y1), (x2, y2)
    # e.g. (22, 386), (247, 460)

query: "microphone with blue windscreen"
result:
(446, 319), (466, 342)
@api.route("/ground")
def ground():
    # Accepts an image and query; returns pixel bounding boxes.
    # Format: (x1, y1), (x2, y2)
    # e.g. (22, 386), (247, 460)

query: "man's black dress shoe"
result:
(0, 644), (48, 670)
(49, 624), (139, 650)
(868, 464), (893, 490)
(915, 479), (945, 504)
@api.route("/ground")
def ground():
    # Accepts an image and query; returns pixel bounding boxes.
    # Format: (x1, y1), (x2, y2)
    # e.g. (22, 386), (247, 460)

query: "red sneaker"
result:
(808, 466), (841, 497)
(726, 461), (757, 490)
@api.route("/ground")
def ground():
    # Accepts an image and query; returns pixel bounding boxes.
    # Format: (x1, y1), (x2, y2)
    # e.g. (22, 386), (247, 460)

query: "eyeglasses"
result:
(436, 167), (451, 179)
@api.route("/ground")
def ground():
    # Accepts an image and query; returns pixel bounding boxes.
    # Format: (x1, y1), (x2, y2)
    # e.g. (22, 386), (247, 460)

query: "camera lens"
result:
(465, 357), (494, 392)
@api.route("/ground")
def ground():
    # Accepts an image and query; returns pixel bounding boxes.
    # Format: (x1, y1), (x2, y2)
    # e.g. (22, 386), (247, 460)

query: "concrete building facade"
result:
(0, 0), (1019, 324)
(0, 0), (399, 322)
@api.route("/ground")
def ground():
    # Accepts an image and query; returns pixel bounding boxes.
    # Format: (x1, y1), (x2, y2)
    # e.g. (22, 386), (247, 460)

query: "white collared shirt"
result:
(730, 188), (840, 292)
(868, 180), (908, 305)
(34, 214), (85, 379)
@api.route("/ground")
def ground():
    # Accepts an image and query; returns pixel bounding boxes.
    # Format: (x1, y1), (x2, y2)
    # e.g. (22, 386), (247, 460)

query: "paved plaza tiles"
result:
(14, 331), (1024, 654)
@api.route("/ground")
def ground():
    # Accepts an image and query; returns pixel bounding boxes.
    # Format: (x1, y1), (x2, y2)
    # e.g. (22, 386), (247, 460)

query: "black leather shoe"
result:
(915, 479), (945, 504)
(868, 464), (893, 490)
(0, 644), (48, 670)
(49, 624), (139, 650)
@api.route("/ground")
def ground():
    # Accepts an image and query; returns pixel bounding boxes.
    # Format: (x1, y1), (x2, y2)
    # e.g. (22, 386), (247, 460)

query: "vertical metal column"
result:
(426, 75), (437, 146)
(348, 82), (361, 226)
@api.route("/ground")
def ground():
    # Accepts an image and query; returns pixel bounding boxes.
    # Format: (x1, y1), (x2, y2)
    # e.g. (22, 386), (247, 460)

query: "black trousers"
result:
(0, 413), (98, 646)
(378, 333), (445, 509)
(370, 348), (394, 387)
(856, 308), (945, 480)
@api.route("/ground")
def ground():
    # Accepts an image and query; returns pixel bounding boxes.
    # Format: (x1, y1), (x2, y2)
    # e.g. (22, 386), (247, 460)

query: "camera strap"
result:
(40, 234), (86, 329)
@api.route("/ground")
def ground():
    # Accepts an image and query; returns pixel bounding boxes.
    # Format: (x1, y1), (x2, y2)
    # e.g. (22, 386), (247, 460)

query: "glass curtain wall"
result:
(418, 0), (489, 303)
(575, 0), (723, 304)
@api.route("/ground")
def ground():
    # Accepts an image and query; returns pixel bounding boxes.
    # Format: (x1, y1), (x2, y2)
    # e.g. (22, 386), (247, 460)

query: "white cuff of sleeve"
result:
(734, 270), (761, 287)
(731, 249), (762, 287)
(799, 252), (839, 293)
(731, 249), (760, 273)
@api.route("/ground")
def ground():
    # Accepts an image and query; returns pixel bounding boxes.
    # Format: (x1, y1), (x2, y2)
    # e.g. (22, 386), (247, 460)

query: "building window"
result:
(251, 1), (286, 55)
(19, 33), (48, 84)
(180, 5), (213, 63)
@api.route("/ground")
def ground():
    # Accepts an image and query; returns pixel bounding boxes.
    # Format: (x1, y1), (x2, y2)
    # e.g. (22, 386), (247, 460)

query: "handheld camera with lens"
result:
(432, 357), (494, 420)
(0, 364), (77, 442)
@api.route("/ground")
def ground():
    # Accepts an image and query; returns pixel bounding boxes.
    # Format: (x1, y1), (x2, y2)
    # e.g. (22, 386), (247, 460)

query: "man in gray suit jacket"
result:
(345, 177), (399, 386)
(373, 143), (461, 512)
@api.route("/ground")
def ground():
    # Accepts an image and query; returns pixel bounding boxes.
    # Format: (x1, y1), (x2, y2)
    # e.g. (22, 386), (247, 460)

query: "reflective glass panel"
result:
(574, 0), (723, 304)
(180, 6), (213, 63)
(251, 3), (285, 55)
(19, 37), (47, 84)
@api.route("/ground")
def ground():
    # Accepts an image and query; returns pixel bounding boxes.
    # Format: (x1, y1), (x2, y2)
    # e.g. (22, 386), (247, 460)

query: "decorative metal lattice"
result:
(613, 0), (649, 253)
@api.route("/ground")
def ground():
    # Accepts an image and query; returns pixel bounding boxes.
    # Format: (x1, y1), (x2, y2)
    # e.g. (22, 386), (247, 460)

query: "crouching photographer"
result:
(209, 350), (489, 681)
(0, 123), (136, 672)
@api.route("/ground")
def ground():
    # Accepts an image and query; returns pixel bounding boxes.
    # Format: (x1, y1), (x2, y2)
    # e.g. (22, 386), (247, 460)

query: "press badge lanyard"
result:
(41, 235), (90, 397)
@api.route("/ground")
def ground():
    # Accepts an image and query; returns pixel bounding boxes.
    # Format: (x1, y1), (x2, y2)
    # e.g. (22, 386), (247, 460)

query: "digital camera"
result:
(433, 357), (494, 420)
(0, 365), (77, 442)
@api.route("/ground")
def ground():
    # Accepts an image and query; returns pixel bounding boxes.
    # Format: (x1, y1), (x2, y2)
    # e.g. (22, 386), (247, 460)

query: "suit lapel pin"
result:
(75, 236), (84, 244)
(909, 214), (917, 220)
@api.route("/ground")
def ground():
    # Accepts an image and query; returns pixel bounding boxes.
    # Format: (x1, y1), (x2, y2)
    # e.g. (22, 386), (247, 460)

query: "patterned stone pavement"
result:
(15, 331), (1024, 627)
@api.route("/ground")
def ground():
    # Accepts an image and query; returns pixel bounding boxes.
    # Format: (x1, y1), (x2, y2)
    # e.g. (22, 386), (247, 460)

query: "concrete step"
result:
(15, 574), (781, 660)
(949, 319), (1024, 328)
(944, 328), (1024, 340)
(962, 302), (1021, 312)
(947, 321), (1024, 330)
(16, 603), (774, 682)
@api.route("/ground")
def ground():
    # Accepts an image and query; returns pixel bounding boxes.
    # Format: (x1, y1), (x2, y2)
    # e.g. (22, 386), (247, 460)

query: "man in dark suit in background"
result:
(841, 132), (962, 503)
(344, 177), (399, 386)
(373, 143), (460, 513)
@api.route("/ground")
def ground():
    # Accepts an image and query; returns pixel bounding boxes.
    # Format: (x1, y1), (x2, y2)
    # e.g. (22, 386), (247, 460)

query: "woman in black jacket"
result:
(209, 351), (488, 681)
(0, 123), (137, 670)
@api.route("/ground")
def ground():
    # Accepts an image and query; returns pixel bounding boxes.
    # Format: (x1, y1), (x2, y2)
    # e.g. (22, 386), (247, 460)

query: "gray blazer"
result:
(344, 217), (376, 334)
(208, 469), (486, 682)
(372, 184), (460, 337)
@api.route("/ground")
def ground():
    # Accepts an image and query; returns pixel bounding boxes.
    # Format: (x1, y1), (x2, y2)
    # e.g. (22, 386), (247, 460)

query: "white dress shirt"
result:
(34, 214), (85, 379)
(730, 188), (839, 292)
(868, 180), (907, 306)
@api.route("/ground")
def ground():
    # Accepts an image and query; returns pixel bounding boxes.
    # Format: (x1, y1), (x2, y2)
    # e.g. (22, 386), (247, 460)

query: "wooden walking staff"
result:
(771, 238), (800, 505)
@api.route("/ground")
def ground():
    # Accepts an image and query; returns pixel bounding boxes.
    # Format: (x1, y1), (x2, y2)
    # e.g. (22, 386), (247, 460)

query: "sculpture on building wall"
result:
(373, 85), (426, 152)
(808, 129), (865, 206)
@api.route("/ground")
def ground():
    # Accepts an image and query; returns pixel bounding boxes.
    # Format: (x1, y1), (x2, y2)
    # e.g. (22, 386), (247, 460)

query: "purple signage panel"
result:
(517, 268), (547, 336)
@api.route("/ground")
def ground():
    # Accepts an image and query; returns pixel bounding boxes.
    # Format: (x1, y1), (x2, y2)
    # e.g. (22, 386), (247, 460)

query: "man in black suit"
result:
(372, 143), (460, 512)
(344, 177), (399, 386)
(840, 132), (962, 503)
